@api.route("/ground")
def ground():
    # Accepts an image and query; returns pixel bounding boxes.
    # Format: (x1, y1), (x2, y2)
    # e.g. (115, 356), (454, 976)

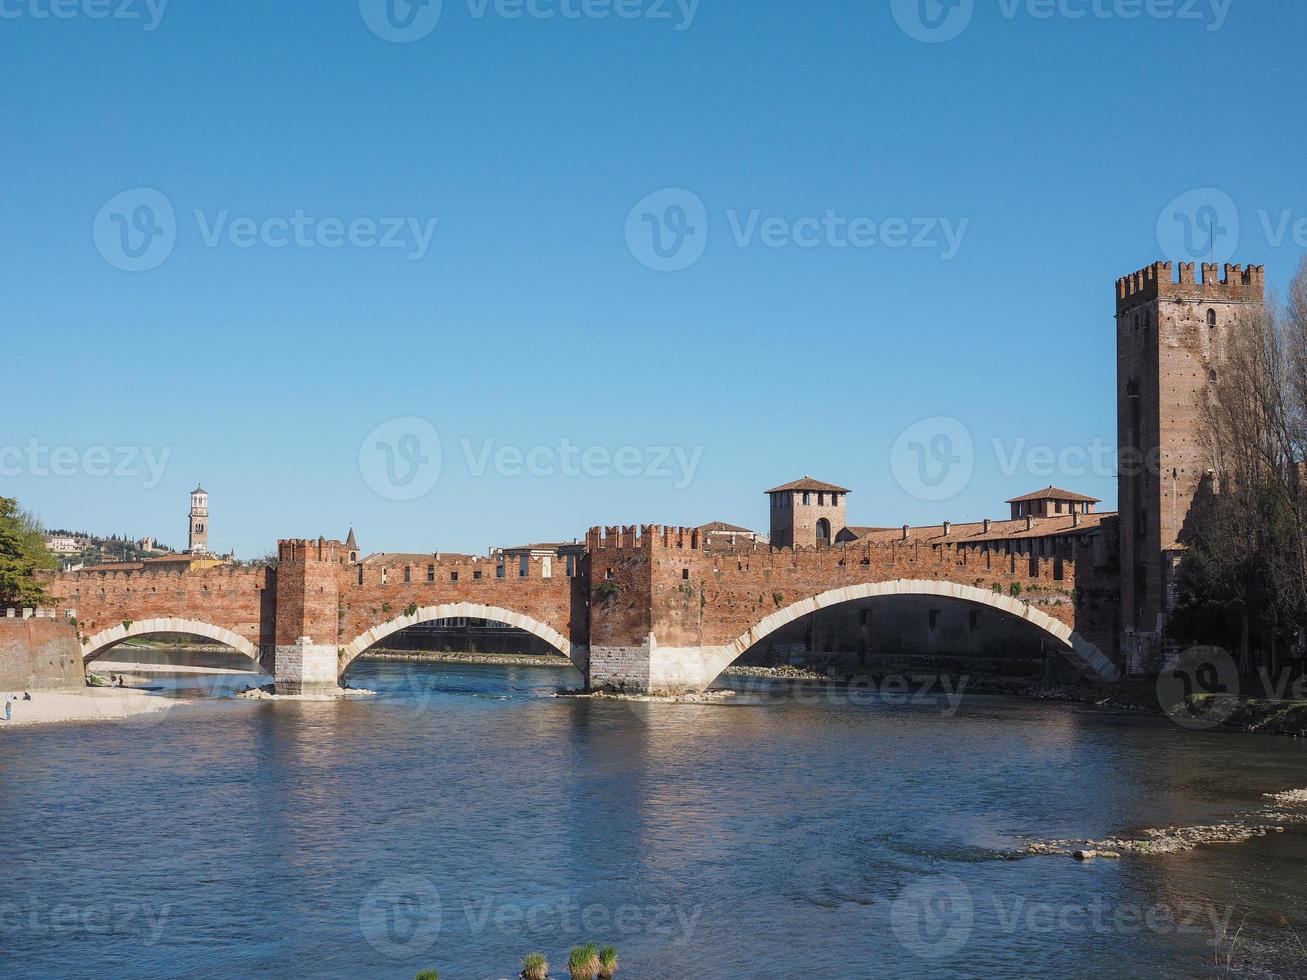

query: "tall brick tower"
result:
(1115, 261), (1265, 643)
(188, 485), (209, 554)
(766, 477), (849, 548)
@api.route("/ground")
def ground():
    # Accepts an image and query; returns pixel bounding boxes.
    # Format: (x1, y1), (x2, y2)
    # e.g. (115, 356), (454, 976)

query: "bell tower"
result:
(188, 485), (209, 554)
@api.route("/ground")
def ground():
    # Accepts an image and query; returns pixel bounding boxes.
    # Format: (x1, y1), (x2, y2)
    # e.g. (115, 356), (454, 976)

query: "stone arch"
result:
(340, 603), (581, 676)
(698, 579), (1119, 687)
(82, 617), (264, 670)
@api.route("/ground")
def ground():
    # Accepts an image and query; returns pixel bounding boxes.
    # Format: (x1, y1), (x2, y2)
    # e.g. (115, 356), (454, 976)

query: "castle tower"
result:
(765, 477), (849, 548)
(1115, 261), (1265, 639)
(188, 485), (209, 554)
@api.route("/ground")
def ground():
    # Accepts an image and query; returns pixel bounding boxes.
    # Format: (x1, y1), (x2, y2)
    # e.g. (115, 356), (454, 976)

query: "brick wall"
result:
(0, 618), (84, 691)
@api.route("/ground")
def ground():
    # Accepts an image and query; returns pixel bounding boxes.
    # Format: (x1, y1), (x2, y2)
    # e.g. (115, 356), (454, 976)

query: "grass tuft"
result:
(522, 952), (548, 980)
(568, 943), (600, 979)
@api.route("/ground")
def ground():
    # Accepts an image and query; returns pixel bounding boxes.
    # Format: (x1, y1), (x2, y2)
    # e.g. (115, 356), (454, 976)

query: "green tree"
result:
(0, 497), (56, 606)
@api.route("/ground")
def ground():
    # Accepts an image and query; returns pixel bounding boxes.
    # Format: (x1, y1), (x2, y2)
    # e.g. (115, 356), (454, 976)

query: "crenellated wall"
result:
(39, 523), (1120, 695)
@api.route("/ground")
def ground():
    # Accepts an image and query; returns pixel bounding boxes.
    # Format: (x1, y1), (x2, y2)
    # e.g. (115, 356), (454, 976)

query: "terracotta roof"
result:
(765, 477), (851, 494)
(848, 512), (1116, 546)
(840, 526), (894, 538)
(1006, 486), (1102, 504)
(361, 552), (481, 564)
(698, 522), (756, 534)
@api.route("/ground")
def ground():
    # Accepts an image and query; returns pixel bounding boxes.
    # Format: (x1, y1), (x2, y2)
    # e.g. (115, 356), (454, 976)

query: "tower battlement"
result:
(1116, 260), (1265, 312)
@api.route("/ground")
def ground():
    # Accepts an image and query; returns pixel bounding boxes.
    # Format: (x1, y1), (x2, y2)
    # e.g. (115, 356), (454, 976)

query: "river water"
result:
(2, 654), (1306, 979)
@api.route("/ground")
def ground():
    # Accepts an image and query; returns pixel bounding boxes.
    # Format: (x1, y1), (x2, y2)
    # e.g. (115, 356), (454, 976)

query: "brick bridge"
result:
(44, 527), (1120, 695)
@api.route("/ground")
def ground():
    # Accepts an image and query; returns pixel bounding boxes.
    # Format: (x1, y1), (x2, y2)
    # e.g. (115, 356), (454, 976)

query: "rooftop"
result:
(765, 476), (851, 495)
(1006, 486), (1102, 505)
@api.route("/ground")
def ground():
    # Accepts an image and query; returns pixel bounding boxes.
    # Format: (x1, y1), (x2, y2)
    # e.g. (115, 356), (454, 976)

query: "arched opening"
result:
(339, 603), (584, 691)
(694, 581), (1117, 692)
(82, 618), (269, 695)
(815, 518), (832, 546)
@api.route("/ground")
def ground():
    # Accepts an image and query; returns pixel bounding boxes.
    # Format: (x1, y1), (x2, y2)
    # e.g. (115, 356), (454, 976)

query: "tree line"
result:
(1171, 260), (1307, 673)
(0, 498), (55, 606)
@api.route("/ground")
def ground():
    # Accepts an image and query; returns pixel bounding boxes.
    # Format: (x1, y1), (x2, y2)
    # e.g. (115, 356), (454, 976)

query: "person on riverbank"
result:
(3, 698), (11, 722)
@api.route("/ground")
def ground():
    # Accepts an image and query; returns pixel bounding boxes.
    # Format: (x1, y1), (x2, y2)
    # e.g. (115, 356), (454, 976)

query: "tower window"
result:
(1209, 370), (1218, 383)
(1207, 308), (1217, 326)
(427, 564), (435, 582)
(802, 492), (810, 505)
(403, 566), (411, 583)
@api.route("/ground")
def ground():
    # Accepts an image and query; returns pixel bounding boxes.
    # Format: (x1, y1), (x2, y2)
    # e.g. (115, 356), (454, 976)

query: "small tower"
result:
(765, 477), (850, 548)
(345, 528), (361, 563)
(188, 485), (209, 554)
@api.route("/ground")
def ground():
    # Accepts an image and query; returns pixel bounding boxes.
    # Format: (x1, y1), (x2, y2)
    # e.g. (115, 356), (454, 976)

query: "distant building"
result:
(697, 521), (764, 550)
(494, 541), (587, 579)
(45, 535), (80, 555)
(188, 485), (209, 554)
(1006, 486), (1099, 520)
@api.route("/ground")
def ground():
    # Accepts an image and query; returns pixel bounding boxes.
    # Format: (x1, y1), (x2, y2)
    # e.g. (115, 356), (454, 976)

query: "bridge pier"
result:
(274, 637), (340, 696)
(588, 638), (722, 696)
(274, 538), (344, 697)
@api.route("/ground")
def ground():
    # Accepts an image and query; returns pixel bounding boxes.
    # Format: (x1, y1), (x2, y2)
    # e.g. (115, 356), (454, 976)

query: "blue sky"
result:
(3, 0), (1304, 557)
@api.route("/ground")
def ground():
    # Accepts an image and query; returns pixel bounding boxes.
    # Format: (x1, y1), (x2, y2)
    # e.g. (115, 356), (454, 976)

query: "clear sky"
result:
(3, 0), (1305, 557)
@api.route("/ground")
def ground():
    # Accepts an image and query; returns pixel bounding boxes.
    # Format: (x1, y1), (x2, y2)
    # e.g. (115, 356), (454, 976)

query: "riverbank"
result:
(361, 649), (575, 669)
(1022, 786), (1307, 859)
(0, 688), (183, 728)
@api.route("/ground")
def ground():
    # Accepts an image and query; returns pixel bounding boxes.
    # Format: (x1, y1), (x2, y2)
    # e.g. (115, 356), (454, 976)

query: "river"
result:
(2, 652), (1305, 978)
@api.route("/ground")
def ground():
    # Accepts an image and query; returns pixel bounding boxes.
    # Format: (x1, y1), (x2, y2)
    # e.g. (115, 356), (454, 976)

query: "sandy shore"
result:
(88, 661), (263, 676)
(0, 689), (185, 729)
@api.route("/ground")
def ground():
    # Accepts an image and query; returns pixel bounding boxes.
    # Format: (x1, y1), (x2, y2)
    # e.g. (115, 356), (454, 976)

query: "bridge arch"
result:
(340, 603), (581, 675)
(82, 618), (264, 669)
(701, 579), (1119, 686)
